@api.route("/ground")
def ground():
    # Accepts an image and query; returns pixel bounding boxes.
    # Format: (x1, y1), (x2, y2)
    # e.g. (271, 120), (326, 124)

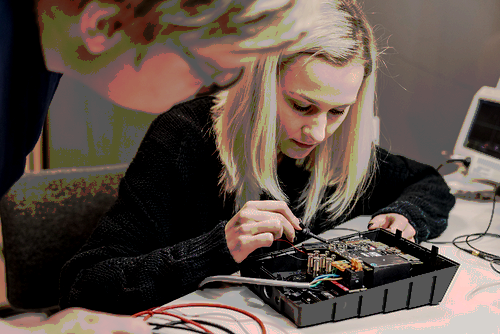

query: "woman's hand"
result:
(2, 308), (151, 334)
(225, 200), (302, 263)
(367, 213), (416, 242)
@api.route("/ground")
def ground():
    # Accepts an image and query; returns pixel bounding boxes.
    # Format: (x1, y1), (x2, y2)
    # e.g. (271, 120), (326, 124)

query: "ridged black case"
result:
(240, 228), (460, 327)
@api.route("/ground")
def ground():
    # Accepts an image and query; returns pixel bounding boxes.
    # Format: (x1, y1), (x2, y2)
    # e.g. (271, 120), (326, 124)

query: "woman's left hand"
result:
(367, 213), (416, 242)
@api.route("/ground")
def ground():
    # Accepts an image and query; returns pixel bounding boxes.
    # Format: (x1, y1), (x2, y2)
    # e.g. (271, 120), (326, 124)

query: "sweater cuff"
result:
(172, 220), (239, 276)
(371, 200), (438, 244)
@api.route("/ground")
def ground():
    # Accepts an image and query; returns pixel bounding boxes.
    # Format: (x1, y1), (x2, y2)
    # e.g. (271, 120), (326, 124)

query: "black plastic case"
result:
(240, 228), (460, 327)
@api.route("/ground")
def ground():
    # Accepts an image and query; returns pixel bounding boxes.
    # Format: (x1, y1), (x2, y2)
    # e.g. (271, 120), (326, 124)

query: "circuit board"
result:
(240, 228), (460, 327)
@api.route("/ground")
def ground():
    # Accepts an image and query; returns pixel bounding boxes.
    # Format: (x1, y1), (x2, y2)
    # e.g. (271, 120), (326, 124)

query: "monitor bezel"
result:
(453, 86), (500, 182)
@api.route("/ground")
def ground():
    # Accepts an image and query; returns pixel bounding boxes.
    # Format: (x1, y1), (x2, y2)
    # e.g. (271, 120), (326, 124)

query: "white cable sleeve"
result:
(198, 275), (311, 289)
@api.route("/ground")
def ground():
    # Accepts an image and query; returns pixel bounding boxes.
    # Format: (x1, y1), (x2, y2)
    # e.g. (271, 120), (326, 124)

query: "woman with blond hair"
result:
(60, 0), (455, 314)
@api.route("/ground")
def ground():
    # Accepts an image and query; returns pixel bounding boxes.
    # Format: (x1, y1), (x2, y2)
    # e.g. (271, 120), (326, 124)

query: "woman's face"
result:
(277, 56), (365, 160)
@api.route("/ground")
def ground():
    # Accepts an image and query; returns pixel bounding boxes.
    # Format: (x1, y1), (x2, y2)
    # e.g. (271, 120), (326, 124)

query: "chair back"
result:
(0, 163), (128, 313)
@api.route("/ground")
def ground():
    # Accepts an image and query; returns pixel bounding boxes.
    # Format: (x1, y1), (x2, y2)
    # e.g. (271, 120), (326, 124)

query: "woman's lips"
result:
(291, 139), (315, 149)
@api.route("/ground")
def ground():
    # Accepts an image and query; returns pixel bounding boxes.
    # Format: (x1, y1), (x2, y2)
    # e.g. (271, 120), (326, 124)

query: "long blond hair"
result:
(211, 0), (379, 227)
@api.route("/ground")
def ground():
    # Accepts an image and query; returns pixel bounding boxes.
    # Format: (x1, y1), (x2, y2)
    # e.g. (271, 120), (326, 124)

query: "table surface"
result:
(156, 198), (500, 334)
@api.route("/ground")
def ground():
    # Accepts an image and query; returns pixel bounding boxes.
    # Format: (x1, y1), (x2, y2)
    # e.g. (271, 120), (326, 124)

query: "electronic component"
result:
(241, 228), (459, 327)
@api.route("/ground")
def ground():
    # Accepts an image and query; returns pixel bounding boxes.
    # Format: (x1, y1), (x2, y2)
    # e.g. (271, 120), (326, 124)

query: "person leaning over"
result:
(0, 0), (314, 199)
(59, 0), (456, 315)
(0, 0), (314, 333)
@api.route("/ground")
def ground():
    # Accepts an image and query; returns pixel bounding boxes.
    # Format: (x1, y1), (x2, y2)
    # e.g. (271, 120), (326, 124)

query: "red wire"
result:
(133, 303), (267, 334)
(133, 309), (213, 333)
(276, 238), (307, 254)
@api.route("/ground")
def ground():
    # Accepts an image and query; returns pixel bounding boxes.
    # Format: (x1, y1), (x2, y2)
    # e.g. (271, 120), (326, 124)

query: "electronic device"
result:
(452, 82), (500, 186)
(239, 228), (459, 327)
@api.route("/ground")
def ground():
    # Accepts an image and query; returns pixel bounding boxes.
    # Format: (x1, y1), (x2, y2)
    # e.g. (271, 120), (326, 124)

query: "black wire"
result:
(191, 320), (237, 334)
(430, 159), (500, 275)
(492, 259), (500, 274)
(148, 319), (238, 334)
(148, 321), (205, 334)
(285, 252), (308, 261)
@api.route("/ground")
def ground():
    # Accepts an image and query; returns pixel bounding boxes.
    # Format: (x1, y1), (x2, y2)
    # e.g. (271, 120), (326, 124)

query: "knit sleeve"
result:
(366, 147), (456, 243)
(59, 98), (239, 315)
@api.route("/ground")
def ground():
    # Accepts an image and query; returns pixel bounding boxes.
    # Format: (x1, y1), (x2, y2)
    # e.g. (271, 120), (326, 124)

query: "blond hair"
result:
(211, 0), (379, 227)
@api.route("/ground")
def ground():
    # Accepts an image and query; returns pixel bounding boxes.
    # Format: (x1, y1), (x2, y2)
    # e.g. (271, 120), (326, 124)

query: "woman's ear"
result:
(79, 1), (122, 54)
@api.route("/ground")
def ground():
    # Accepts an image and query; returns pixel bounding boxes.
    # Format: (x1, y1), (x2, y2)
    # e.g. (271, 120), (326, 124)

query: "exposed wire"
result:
(311, 274), (340, 282)
(310, 277), (342, 288)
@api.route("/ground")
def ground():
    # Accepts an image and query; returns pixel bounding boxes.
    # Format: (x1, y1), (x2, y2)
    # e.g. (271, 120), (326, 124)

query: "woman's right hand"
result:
(225, 200), (302, 263)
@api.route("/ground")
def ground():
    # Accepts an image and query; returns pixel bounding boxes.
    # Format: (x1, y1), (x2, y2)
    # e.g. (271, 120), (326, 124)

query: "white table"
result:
(159, 198), (500, 334)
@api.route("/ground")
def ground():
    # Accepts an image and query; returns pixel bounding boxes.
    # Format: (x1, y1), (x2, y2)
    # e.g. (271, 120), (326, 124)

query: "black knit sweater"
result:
(59, 96), (455, 314)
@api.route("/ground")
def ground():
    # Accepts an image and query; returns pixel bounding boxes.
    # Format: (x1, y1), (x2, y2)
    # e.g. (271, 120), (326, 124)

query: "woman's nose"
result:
(306, 112), (328, 143)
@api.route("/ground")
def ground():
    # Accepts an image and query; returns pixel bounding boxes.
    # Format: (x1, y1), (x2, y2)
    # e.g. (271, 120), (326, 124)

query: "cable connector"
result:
(462, 157), (471, 168)
(446, 157), (471, 168)
(437, 157), (471, 172)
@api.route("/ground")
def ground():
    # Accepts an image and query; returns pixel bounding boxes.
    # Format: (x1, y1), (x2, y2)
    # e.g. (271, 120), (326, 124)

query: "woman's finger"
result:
(235, 233), (275, 263)
(252, 200), (302, 230)
(380, 215), (395, 229)
(369, 214), (416, 242)
(387, 224), (416, 241)
(243, 214), (296, 241)
(238, 219), (282, 239)
(402, 225), (417, 242)
(368, 214), (395, 230)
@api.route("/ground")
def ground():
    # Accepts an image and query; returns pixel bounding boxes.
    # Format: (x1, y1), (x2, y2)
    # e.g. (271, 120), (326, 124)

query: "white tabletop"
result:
(158, 198), (500, 334)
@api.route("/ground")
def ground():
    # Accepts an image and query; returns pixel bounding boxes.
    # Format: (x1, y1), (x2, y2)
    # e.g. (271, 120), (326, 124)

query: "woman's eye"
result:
(292, 102), (312, 112)
(329, 108), (345, 115)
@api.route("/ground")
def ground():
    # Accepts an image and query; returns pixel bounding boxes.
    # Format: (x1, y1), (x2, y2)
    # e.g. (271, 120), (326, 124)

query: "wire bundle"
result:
(132, 303), (267, 334)
(309, 274), (341, 288)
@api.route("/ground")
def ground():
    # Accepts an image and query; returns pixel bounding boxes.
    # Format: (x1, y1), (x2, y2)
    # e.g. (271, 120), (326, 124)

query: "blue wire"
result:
(309, 274), (341, 287)
(311, 274), (339, 282)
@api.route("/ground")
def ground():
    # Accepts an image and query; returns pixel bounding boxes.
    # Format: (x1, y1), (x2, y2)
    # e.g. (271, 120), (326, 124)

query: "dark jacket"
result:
(0, 0), (62, 198)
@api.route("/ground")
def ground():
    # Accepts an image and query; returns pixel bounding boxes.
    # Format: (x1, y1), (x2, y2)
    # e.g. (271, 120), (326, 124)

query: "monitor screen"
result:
(465, 99), (500, 160)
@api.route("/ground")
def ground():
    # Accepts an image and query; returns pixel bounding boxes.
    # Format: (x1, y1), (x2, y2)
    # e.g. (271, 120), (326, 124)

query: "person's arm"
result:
(0, 321), (26, 334)
(59, 98), (239, 315)
(0, 308), (150, 334)
(0, 0), (63, 198)
(364, 147), (456, 243)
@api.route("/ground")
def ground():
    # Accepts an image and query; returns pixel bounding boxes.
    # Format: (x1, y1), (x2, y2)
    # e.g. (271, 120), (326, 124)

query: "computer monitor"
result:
(452, 85), (500, 185)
